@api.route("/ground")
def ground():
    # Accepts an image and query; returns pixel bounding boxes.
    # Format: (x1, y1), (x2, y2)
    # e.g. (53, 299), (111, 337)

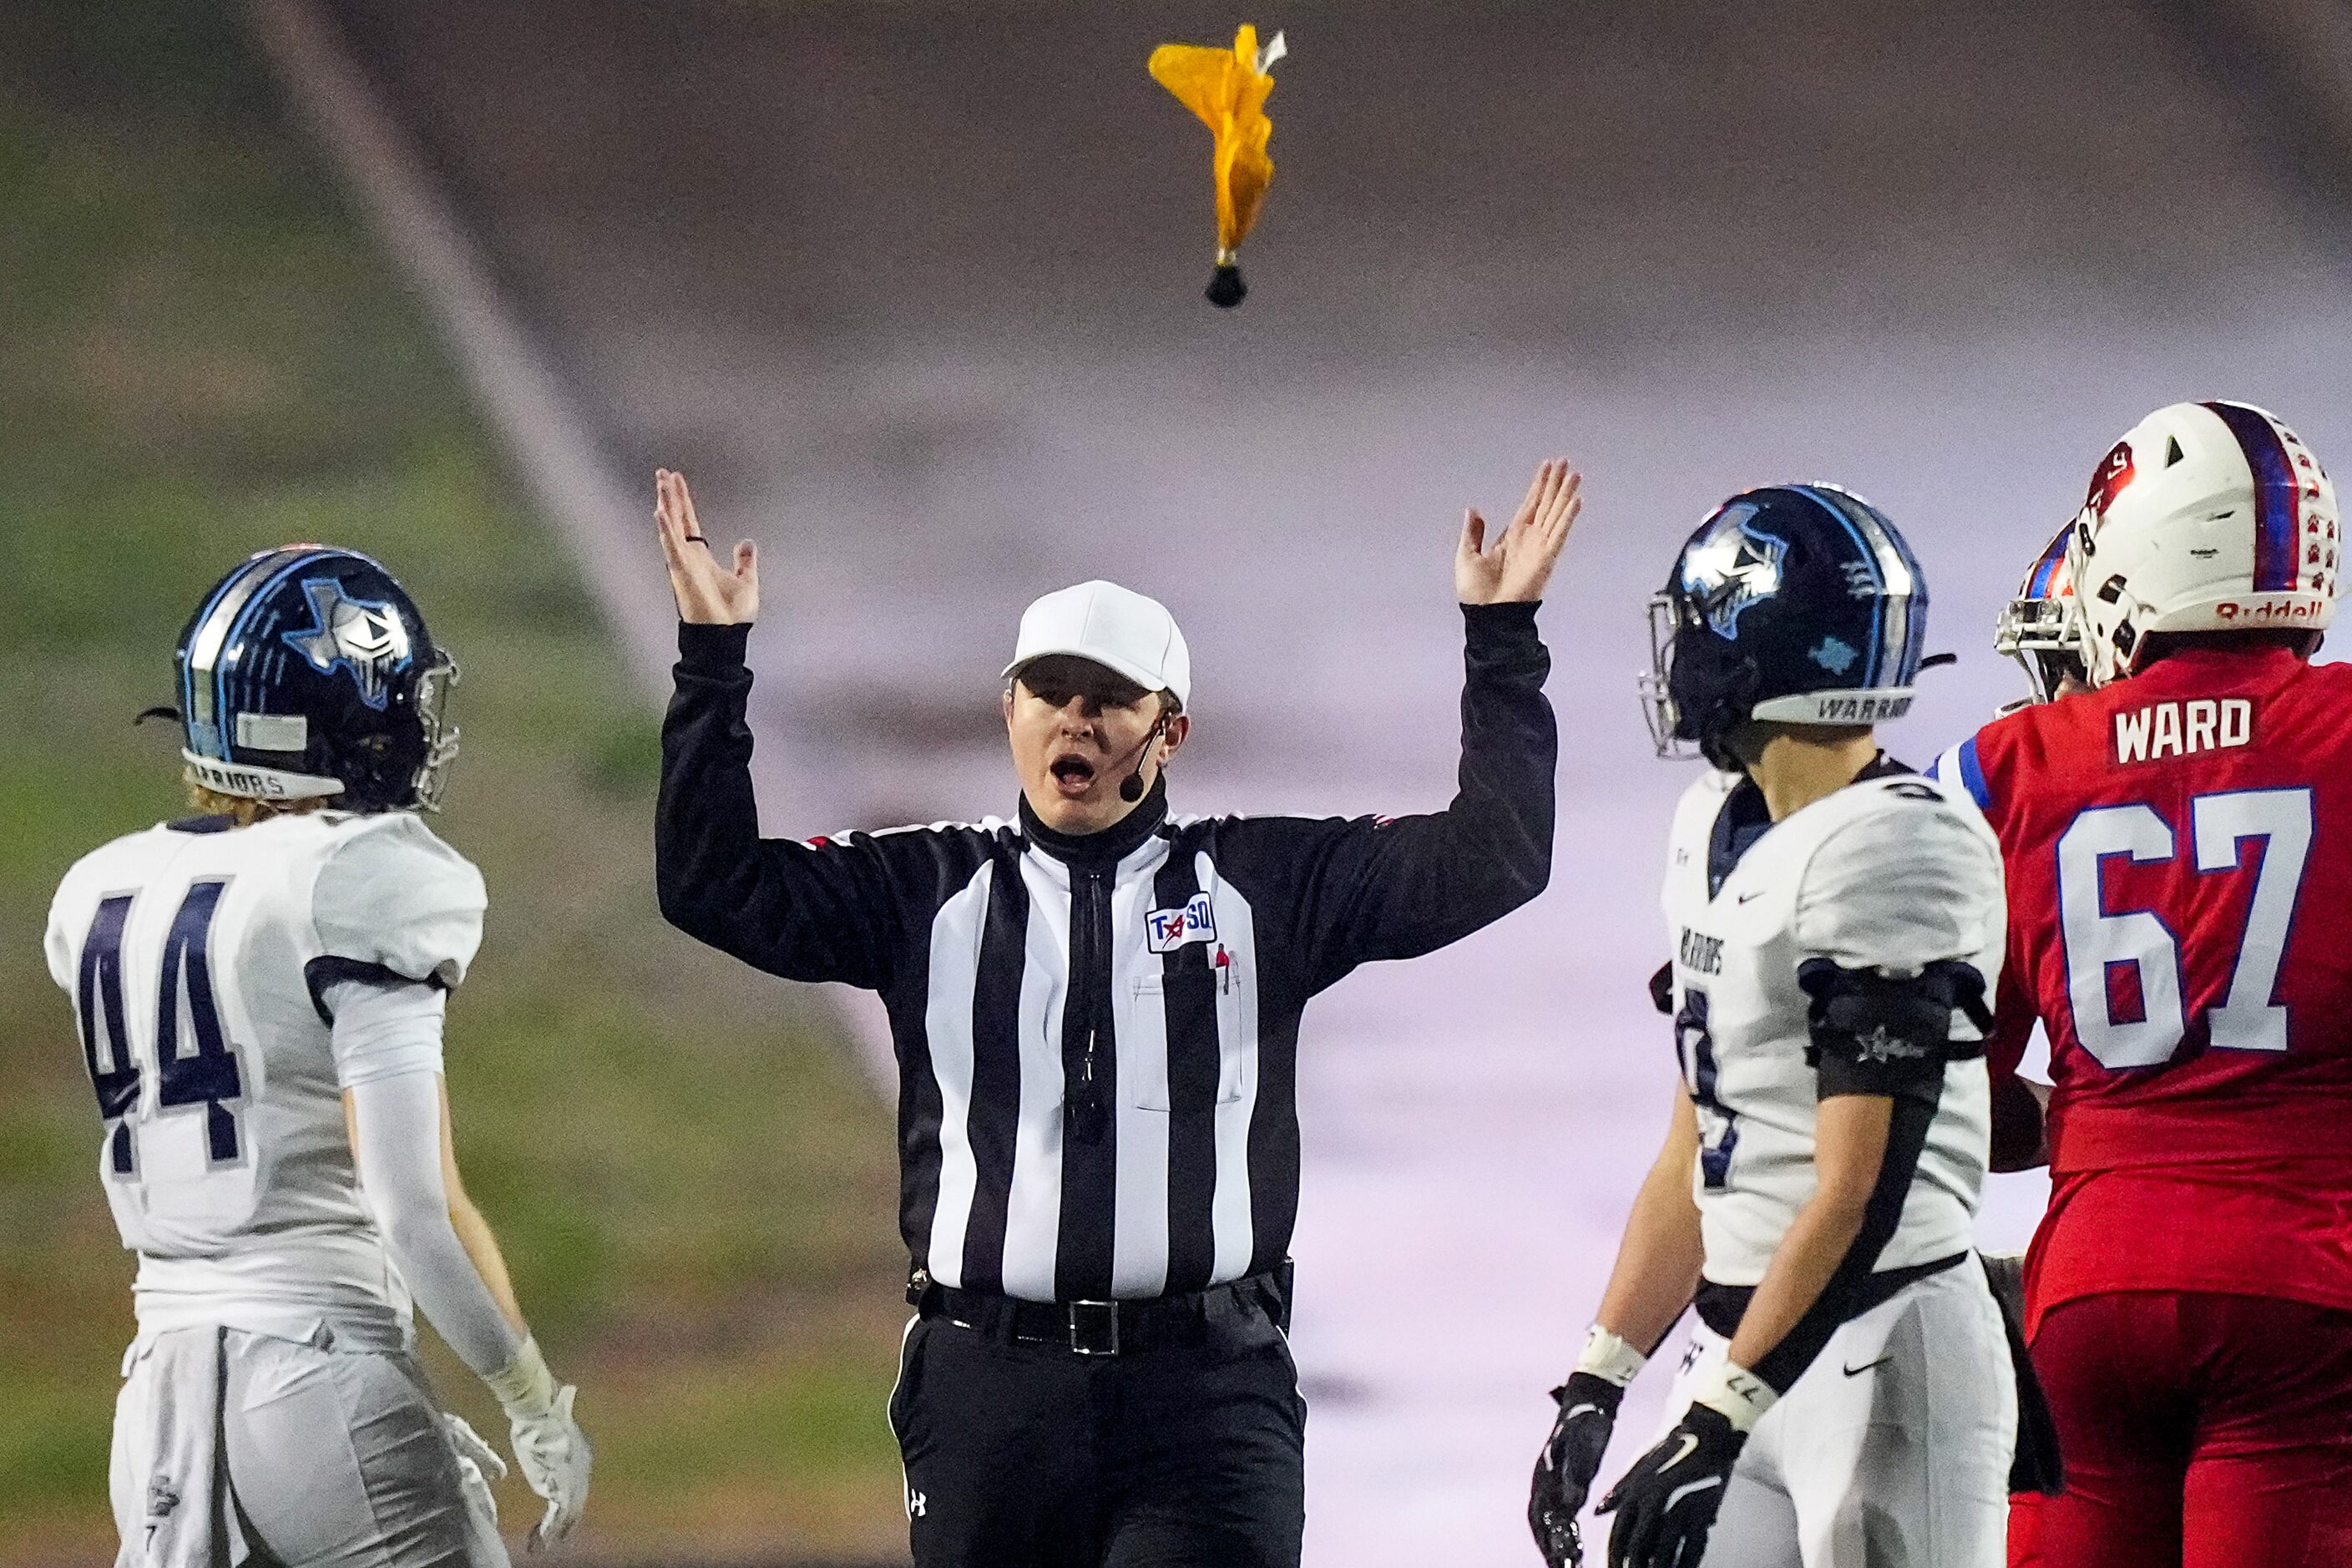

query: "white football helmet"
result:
(2066, 400), (2340, 686)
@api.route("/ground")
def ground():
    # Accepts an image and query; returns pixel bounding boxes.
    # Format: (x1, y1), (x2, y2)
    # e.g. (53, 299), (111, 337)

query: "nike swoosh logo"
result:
(1737, 889), (1763, 903)
(1662, 1432), (1701, 1471)
(1666, 1475), (1725, 1512)
(1844, 1355), (1892, 1378)
(1562, 1403), (1605, 1421)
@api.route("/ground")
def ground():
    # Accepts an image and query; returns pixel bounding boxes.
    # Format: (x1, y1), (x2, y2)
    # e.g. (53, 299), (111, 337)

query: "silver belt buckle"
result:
(1067, 1299), (1120, 1355)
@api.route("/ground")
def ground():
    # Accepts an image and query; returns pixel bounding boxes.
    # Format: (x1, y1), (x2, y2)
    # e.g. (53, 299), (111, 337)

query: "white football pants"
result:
(112, 1325), (508, 1568)
(1643, 1262), (2016, 1568)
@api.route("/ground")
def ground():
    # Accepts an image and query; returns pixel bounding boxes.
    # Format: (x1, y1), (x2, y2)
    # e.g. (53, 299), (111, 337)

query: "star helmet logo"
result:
(1681, 503), (1788, 640)
(280, 577), (415, 711)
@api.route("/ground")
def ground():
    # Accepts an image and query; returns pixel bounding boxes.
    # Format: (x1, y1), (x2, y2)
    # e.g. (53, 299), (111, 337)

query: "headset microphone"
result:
(1120, 711), (1171, 803)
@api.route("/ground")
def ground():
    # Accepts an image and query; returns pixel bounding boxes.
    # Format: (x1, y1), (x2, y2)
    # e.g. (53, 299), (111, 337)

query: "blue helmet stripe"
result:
(1794, 483), (1929, 687)
(207, 549), (336, 756)
(2026, 529), (2068, 599)
(179, 559), (266, 753)
(2203, 401), (2302, 593)
(1882, 506), (1930, 680)
(1791, 485), (1886, 685)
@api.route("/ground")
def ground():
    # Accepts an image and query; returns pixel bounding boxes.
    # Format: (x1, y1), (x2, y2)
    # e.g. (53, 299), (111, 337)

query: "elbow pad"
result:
(1797, 959), (1990, 1103)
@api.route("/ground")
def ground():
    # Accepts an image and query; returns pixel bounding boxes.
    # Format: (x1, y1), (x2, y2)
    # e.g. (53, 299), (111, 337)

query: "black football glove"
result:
(1529, 1372), (1626, 1567)
(1597, 1403), (1746, 1568)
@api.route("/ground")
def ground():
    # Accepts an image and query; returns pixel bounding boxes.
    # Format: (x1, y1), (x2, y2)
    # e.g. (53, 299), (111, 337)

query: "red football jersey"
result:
(1940, 645), (2352, 1333)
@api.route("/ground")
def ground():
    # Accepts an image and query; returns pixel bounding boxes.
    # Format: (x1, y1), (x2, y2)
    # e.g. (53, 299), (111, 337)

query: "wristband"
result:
(1574, 1324), (1648, 1388)
(1691, 1358), (1778, 1434)
(485, 1335), (560, 1419)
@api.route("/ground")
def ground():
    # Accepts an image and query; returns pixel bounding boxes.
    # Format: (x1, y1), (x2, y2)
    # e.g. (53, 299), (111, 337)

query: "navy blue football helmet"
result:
(1641, 483), (1928, 768)
(175, 547), (458, 811)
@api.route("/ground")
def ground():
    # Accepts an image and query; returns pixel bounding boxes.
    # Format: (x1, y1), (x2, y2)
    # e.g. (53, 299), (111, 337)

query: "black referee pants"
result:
(888, 1294), (1307, 1567)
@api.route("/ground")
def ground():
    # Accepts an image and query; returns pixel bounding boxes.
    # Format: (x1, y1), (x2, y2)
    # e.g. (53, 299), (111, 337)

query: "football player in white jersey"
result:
(1527, 487), (2016, 1568)
(45, 548), (591, 1568)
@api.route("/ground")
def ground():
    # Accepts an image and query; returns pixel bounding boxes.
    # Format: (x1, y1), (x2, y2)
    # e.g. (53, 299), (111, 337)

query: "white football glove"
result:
(485, 1338), (592, 1549)
(443, 1411), (507, 1528)
(447, 1410), (513, 1504)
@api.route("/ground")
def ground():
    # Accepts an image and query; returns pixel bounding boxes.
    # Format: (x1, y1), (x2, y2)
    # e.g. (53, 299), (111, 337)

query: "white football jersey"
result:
(1661, 766), (2004, 1285)
(45, 810), (484, 1344)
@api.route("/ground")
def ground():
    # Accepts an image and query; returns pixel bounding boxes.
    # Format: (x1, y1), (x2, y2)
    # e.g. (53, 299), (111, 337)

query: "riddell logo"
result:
(2215, 599), (2324, 623)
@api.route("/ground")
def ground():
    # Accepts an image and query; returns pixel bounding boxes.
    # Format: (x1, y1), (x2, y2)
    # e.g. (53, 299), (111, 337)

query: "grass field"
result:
(0, 3), (909, 1559)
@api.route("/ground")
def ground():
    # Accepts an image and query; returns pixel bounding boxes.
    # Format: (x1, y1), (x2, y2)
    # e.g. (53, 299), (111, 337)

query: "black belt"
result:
(908, 1261), (1292, 1357)
(1693, 1251), (1966, 1339)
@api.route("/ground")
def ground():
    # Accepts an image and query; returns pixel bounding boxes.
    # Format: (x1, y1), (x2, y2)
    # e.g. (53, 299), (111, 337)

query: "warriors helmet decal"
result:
(281, 576), (415, 710)
(1679, 502), (1789, 640)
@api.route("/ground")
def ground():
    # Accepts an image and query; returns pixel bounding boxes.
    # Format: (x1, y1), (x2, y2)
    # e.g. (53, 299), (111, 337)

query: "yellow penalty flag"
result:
(1149, 24), (1286, 307)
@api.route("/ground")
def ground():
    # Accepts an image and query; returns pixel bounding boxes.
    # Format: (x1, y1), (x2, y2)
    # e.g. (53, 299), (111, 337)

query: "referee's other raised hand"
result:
(654, 468), (759, 624)
(1458, 458), (1582, 605)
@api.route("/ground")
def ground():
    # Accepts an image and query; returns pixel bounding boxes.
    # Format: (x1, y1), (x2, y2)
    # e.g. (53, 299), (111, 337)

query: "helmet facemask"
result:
(409, 652), (461, 812)
(1645, 588), (1762, 770)
(1640, 589), (1694, 759)
(1994, 524), (2086, 703)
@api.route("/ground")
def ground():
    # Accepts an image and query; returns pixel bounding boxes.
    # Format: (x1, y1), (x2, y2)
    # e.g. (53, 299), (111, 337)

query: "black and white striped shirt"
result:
(657, 606), (1555, 1302)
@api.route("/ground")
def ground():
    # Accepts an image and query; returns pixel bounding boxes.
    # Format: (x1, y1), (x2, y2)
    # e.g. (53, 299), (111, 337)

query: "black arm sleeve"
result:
(1799, 959), (1987, 1105)
(1252, 603), (1556, 994)
(655, 621), (899, 989)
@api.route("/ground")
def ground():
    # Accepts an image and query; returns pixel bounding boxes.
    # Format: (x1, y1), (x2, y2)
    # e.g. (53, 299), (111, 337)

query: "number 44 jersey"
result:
(1935, 645), (2352, 1333)
(43, 810), (484, 1343)
(1661, 764), (2006, 1286)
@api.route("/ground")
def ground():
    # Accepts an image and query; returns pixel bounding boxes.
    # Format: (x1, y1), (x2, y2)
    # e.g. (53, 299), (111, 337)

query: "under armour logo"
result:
(906, 1486), (928, 1518)
(280, 577), (413, 711)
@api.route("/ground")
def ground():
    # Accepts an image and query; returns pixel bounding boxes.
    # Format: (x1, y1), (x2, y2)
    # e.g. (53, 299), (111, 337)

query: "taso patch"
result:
(1146, 893), (1216, 953)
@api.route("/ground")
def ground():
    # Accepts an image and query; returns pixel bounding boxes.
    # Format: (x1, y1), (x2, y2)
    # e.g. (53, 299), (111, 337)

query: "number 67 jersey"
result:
(1936, 645), (2352, 1333)
(43, 810), (484, 1343)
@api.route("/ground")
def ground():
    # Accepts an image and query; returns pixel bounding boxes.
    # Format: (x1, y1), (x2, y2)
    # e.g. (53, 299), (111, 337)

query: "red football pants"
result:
(2008, 1292), (2352, 1568)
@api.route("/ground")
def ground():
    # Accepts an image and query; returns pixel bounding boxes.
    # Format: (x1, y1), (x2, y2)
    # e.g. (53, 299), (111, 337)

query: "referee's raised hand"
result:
(1459, 458), (1582, 605)
(655, 468), (759, 624)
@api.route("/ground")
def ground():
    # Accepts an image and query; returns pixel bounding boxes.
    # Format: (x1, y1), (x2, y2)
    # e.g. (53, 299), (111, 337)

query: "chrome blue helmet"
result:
(174, 546), (458, 811)
(1641, 483), (1928, 769)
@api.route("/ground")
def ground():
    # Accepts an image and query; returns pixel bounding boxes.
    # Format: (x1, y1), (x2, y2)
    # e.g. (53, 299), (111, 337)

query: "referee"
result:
(650, 460), (1577, 1567)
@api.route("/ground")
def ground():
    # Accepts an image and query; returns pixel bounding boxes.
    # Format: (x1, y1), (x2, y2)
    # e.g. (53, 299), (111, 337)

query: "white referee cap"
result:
(1004, 580), (1191, 709)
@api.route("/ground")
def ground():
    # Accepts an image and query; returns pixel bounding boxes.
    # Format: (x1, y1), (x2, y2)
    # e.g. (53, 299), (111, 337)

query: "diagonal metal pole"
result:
(242, 0), (675, 701)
